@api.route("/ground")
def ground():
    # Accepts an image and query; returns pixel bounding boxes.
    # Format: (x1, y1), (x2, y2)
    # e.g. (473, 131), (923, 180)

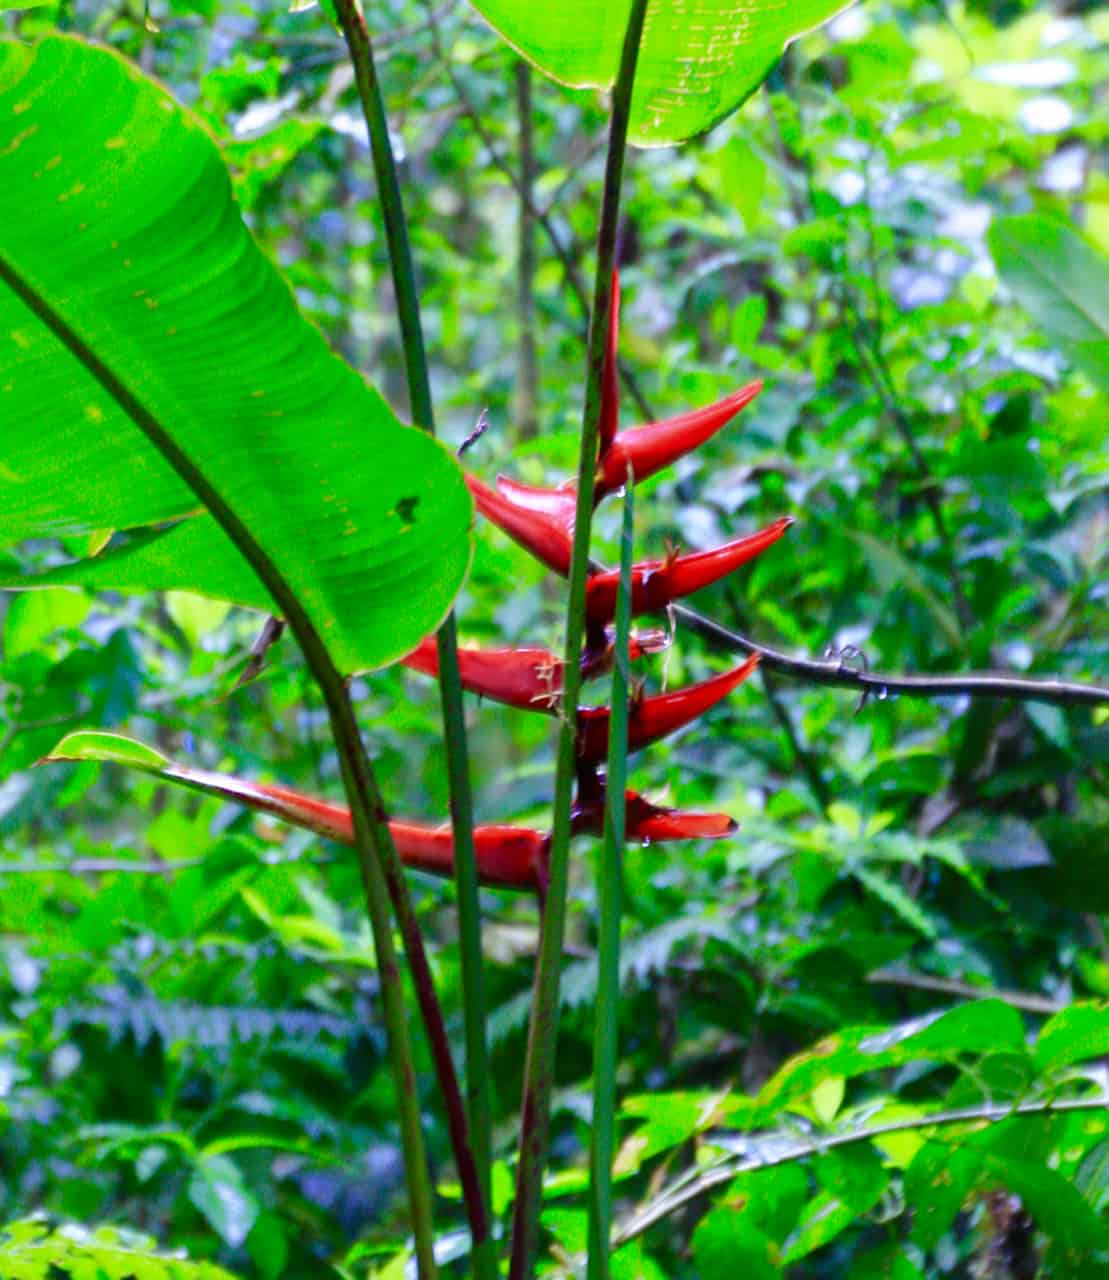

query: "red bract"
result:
(238, 778), (549, 890)
(572, 787), (736, 843)
(403, 635), (563, 710)
(402, 629), (671, 711)
(596, 381), (764, 502)
(585, 517), (794, 626)
(576, 654), (760, 764)
(465, 473), (573, 575)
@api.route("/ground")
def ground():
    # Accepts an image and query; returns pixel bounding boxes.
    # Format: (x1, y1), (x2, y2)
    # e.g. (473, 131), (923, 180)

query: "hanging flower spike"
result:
(576, 654), (760, 764)
(465, 473), (574, 576)
(571, 785), (737, 843)
(599, 268), (621, 457)
(585, 516), (793, 626)
(595, 380), (764, 503)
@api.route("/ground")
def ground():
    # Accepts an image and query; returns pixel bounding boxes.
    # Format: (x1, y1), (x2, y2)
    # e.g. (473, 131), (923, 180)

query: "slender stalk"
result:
(515, 60), (539, 440)
(424, 13), (655, 425)
(614, 1092), (1109, 1244)
(332, 0), (494, 1268)
(0, 255), (439, 1278)
(587, 477), (634, 1280)
(508, 5), (650, 1275)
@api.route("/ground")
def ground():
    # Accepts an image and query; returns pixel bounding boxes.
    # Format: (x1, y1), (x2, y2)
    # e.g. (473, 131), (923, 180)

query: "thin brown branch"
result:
(866, 969), (1064, 1015)
(671, 603), (1109, 708)
(615, 1092), (1109, 1245)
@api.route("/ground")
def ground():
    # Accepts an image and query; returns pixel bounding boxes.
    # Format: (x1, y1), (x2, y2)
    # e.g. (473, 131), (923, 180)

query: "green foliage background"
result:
(0, 0), (1106, 1276)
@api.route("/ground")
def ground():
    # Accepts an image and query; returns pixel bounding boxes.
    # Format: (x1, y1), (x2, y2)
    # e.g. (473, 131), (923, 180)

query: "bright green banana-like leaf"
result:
(0, 36), (472, 674)
(467, 0), (852, 146)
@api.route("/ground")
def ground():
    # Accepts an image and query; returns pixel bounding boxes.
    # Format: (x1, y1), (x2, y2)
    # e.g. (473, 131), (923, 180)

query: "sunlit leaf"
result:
(0, 36), (472, 675)
(467, 0), (853, 146)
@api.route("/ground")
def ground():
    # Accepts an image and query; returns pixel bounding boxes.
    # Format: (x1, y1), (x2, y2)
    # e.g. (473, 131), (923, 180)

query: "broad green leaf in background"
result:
(0, 36), (472, 675)
(989, 214), (1109, 392)
(466, 0), (853, 146)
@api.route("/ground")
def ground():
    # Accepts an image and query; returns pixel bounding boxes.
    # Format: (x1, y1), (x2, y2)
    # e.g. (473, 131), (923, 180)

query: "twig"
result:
(866, 969), (1064, 1016)
(670, 603), (1109, 708)
(614, 1092), (1109, 1245)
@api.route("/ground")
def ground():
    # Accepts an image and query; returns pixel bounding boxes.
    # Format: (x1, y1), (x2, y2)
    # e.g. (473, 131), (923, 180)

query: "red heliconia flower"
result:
(584, 518), (794, 626)
(576, 654), (760, 764)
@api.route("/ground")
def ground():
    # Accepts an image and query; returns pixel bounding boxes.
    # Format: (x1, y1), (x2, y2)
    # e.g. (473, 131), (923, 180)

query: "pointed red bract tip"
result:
(632, 808), (738, 842)
(576, 654), (760, 763)
(599, 269), (621, 457)
(596, 380), (764, 502)
(585, 516), (793, 625)
(402, 636), (563, 712)
(571, 786), (737, 843)
(466, 473), (573, 575)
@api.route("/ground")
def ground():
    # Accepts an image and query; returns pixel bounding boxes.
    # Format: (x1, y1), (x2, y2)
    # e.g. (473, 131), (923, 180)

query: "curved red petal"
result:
(391, 820), (547, 890)
(495, 475), (579, 526)
(597, 380), (763, 500)
(466, 473), (573, 575)
(571, 786), (736, 842)
(585, 516), (793, 624)
(402, 638), (563, 711)
(576, 654), (760, 763)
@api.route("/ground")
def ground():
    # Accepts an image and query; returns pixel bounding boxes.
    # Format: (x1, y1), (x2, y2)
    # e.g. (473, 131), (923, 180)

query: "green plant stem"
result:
(0, 254), (439, 1279)
(508, 5), (650, 1275)
(332, 0), (494, 1268)
(515, 59), (539, 440)
(586, 476), (634, 1279)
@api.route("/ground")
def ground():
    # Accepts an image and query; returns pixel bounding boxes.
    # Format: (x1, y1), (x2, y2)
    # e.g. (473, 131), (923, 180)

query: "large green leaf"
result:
(0, 36), (472, 674)
(467, 0), (851, 146)
(988, 214), (1109, 392)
